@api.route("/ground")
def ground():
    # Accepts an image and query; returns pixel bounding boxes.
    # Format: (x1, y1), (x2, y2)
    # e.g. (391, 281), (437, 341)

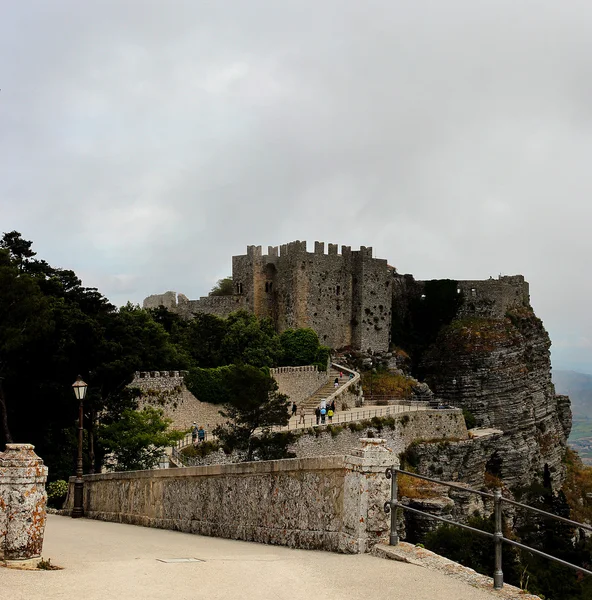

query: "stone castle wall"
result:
(270, 365), (329, 404)
(132, 371), (225, 432)
(67, 440), (395, 554)
(232, 241), (391, 351)
(142, 243), (533, 355)
(144, 241), (392, 352)
(143, 291), (178, 310)
(456, 275), (530, 319)
(177, 294), (246, 318)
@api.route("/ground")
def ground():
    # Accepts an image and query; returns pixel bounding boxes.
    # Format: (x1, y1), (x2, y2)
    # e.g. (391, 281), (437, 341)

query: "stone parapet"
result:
(0, 444), (48, 564)
(65, 440), (397, 554)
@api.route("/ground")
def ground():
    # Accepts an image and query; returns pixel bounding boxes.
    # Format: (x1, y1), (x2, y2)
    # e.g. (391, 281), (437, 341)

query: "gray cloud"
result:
(2, 0), (592, 369)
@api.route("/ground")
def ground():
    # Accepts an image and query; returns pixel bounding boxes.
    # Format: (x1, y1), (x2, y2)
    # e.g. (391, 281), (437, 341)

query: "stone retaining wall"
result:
(181, 410), (467, 468)
(67, 440), (395, 553)
(131, 371), (224, 432)
(290, 409), (467, 458)
(270, 365), (329, 404)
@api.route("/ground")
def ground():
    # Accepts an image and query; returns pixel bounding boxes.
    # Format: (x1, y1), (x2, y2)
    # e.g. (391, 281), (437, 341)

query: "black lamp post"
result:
(71, 375), (88, 518)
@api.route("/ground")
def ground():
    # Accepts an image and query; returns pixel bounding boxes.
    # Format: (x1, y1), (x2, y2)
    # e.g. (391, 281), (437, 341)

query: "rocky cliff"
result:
(392, 276), (572, 493)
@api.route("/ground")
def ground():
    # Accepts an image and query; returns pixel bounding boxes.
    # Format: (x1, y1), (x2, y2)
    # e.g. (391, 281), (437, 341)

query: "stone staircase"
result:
(300, 366), (354, 411)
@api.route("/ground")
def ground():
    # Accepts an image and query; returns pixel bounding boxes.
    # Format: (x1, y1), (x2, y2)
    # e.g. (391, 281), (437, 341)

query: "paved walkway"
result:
(4, 515), (504, 600)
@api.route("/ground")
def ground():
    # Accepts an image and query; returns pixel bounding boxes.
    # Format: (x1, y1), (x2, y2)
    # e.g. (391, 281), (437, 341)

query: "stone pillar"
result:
(0, 444), (48, 565)
(340, 438), (398, 553)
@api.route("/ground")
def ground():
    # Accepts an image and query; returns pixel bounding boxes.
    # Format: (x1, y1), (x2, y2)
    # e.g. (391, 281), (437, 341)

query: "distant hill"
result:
(553, 369), (592, 418)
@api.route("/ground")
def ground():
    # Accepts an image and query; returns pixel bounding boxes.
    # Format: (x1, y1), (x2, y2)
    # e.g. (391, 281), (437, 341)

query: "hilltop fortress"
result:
(143, 240), (530, 352)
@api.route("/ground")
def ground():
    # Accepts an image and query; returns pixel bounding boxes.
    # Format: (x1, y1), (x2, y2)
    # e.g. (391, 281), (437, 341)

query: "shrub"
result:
(400, 444), (420, 470)
(462, 409), (477, 429)
(46, 480), (68, 509)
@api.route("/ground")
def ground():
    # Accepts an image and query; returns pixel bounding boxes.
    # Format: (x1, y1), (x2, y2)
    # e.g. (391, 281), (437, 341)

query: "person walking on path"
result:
(334, 379), (339, 389)
(191, 422), (198, 445)
(291, 402), (297, 417)
(315, 406), (321, 425)
(198, 426), (206, 443)
(298, 406), (306, 425)
(320, 406), (327, 424)
(327, 408), (334, 423)
(330, 400), (336, 412)
(339, 371), (343, 380)
(320, 399), (327, 410)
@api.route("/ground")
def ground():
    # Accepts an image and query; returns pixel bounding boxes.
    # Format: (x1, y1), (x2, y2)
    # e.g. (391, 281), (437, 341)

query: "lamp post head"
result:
(72, 375), (88, 401)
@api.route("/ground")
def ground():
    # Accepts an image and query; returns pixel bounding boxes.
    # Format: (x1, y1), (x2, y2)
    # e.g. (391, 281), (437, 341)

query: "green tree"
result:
(98, 406), (184, 471)
(213, 364), (290, 461)
(0, 248), (52, 443)
(209, 276), (233, 296)
(0, 232), (192, 478)
(184, 366), (232, 404)
(221, 311), (282, 367)
(180, 313), (227, 367)
(279, 328), (329, 369)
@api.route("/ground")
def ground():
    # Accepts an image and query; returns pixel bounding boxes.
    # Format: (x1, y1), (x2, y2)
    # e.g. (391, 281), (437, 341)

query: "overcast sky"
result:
(2, 1), (592, 372)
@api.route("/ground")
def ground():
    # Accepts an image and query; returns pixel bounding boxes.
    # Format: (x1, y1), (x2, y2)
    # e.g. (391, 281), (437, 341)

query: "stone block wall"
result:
(67, 440), (395, 554)
(131, 371), (225, 432)
(178, 294), (246, 318)
(290, 409), (467, 458)
(270, 365), (329, 404)
(178, 409), (467, 468)
(456, 276), (529, 319)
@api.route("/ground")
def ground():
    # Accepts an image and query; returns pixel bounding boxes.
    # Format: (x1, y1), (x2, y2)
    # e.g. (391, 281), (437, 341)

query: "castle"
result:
(143, 241), (530, 352)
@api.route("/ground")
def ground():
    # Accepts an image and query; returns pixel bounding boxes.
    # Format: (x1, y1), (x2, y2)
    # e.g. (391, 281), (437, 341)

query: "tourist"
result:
(327, 408), (334, 423)
(320, 398), (327, 410)
(320, 406), (327, 424)
(315, 406), (321, 425)
(292, 402), (297, 417)
(298, 406), (306, 425)
(349, 372), (354, 380)
(198, 426), (206, 443)
(191, 422), (198, 445)
(334, 380), (339, 389)
(330, 400), (336, 412)
(339, 371), (343, 379)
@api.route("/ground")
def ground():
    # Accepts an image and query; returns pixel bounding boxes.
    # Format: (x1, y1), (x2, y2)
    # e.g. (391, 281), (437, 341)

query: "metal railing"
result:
(274, 402), (441, 432)
(383, 467), (592, 590)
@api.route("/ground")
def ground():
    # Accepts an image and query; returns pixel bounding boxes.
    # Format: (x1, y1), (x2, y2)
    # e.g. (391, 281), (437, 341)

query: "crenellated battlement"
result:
(246, 241), (375, 260)
(134, 370), (188, 379)
(270, 365), (320, 374)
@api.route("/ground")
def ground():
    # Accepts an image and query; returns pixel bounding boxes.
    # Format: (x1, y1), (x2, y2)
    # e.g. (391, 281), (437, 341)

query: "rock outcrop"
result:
(419, 305), (570, 491)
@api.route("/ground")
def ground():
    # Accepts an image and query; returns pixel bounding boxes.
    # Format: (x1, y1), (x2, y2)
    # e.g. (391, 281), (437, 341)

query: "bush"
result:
(462, 409), (476, 429)
(184, 366), (232, 404)
(181, 441), (219, 459)
(46, 480), (68, 508)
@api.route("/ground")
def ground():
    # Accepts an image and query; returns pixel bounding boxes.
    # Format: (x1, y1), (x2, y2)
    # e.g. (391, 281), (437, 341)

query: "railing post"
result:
(384, 467), (400, 546)
(493, 488), (504, 590)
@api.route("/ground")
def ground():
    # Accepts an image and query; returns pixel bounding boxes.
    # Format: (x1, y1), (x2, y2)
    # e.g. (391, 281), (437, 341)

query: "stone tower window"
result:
(471, 288), (476, 297)
(265, 282), (273, 293)
(236, 283), (244, 294)
(336, 285), (341, 296)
